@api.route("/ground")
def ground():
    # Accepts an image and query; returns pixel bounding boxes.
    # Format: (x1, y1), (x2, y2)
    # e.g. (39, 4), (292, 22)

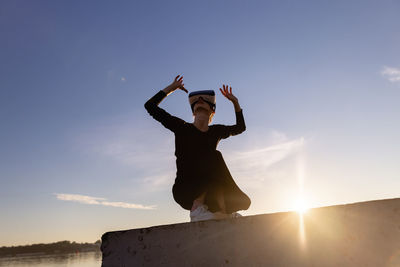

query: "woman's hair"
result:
(209, 112), (215, 124)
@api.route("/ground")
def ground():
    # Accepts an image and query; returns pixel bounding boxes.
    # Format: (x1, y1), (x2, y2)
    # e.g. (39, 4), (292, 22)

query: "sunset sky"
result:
(1, 0), (399, 246)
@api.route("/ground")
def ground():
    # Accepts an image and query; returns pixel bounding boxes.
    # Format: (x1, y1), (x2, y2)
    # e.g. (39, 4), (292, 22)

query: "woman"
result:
(144, 75), (250, 222)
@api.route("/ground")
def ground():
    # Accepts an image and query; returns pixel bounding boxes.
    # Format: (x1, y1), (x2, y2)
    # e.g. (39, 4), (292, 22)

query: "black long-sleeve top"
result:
(144, 90), (246, 185)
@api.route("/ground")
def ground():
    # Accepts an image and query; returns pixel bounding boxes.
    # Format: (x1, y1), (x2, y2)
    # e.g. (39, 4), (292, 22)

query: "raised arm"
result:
(144, 75), (188, 132)
(160, 74), (188, 95)
(220, 84), (242, 112)
(217, 84), (246, 139)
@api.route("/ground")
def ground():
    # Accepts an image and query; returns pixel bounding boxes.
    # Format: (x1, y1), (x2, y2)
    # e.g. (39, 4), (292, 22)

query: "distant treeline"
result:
(0, 240), (101, 257)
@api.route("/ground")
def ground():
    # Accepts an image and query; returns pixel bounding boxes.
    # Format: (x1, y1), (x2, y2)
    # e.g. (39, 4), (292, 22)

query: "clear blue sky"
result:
(1, 0), (399, 246)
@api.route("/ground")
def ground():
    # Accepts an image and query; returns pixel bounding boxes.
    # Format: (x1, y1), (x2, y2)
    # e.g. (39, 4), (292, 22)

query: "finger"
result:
(175, 75), (180, 81)
(230, 86), (232, 94)
(219, 88), (226, 96)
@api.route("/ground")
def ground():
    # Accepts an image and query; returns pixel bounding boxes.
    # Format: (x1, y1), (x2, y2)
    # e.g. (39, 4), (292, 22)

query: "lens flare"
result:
(294, 197), (309, 215)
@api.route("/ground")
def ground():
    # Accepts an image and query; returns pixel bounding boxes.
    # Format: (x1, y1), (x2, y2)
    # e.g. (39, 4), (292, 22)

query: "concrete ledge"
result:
(101, 198), (400, 266)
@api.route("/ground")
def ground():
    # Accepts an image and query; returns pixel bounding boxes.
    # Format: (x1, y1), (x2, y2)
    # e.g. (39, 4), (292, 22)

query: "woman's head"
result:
(189, 90), (216, 123)
(189, 90), (216, 111)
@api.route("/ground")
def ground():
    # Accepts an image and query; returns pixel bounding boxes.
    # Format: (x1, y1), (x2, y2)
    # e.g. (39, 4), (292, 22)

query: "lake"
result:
(0, 251), (101, 267)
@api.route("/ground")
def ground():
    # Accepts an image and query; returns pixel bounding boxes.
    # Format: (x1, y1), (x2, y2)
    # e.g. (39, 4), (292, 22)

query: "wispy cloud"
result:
(55, 193), (156, 210)
(141, 172), (175, 192)
(74, 116), (174, 167)
(224, 133), (306, 189)
(73, 115), (177, 192)
(230, 137), (304, 173)
(381, 66), (400, 83)
(56, 193), (105, 205)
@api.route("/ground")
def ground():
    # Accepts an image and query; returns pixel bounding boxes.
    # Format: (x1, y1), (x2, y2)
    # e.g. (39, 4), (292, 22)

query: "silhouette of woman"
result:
(145, 75), (250, 221)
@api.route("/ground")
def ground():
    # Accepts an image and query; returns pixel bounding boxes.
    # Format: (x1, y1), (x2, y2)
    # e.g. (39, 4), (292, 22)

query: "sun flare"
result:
(294, 198), (309, 215)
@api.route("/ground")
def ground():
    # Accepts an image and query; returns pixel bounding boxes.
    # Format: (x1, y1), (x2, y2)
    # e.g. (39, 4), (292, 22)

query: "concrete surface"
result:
(101, 198), (400, 266)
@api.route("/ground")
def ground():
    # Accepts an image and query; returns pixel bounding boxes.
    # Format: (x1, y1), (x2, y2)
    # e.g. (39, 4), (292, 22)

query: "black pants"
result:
(172, 151), (251, 213)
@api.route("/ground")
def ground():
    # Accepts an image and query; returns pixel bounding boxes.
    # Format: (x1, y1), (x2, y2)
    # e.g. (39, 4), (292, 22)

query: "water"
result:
(0, 251), (101, 267)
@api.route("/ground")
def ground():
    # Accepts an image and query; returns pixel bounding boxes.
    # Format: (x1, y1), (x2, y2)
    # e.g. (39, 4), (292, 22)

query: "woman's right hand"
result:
(166, 75), (188, 93)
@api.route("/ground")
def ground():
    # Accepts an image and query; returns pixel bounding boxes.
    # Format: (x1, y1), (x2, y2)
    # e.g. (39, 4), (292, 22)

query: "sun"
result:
(294, 197), (309, 215)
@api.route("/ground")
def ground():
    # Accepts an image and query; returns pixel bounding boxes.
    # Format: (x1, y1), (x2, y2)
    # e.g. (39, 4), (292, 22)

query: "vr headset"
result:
(188, 90), (216, 112)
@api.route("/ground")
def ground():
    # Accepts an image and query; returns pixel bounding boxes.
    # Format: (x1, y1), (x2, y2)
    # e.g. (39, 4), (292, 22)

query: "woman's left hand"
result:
(219, 84), (238, 103)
